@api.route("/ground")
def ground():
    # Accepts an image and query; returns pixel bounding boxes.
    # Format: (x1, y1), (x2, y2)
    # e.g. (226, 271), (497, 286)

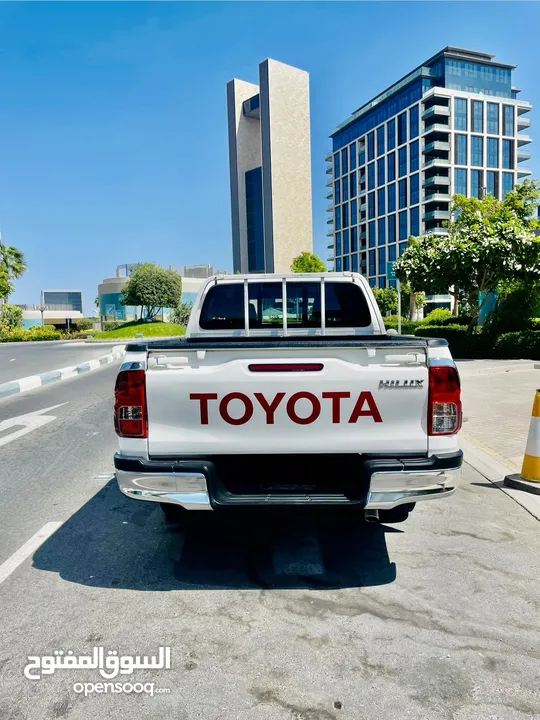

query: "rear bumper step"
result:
(114, 451), (462, 511)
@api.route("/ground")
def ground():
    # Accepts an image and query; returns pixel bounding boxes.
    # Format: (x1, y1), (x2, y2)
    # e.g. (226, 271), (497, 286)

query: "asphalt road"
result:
(0, 341), (122, 384)
(0, 367), (539, 720)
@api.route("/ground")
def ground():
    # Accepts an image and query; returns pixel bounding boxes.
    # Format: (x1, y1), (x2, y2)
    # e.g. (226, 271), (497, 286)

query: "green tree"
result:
(169, 301), (193, 326)
(290, 252), (327, 273)
(372, 286), (398, 316)
(121, 263), (183, 320)
(0, 240), (27, 302)
(395, 181), (540, 328)
(0, 303), (23, 329)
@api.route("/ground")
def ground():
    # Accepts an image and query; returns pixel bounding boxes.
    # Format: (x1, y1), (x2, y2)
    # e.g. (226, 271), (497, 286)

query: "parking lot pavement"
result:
(1, 462), (539, 720)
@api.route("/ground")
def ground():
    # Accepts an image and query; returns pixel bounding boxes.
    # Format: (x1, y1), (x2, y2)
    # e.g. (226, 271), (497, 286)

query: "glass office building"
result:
(326, 47), (532, 290)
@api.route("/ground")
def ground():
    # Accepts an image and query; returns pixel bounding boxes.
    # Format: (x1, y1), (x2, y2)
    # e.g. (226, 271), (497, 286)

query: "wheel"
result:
(160, 503), (186, 524)
(378, 503), (415, 524)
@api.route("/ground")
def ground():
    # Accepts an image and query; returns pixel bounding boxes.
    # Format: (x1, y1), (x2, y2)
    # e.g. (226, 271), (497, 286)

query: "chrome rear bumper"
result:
(115, 452), (462, 511)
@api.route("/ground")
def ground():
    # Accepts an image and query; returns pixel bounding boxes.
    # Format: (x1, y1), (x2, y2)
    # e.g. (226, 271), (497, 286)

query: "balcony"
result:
(517, 134), (532, 147)
(327, 240), (334, 249)
(518, 149), (531, 162)
(423, 141), (450, 155)
(518, 116), (531, 129)
(325, 151), (332, 162)
(423, 157), (450, 169)
(423, 123), (450, 136)
(424, 209), (450, 222)
(327, 229), (334, 237)
(327, 217), (333, 224)
(422, 105), (450, 120)
(518, 167), (532, 178)
(423, 174), (450, 187)
(326, 176), (333, 187)
(517, 102), (532, 115)
(327, 203), (334, 212)
(326, 164), (333, 175)
(424, 192), (450, 203)
(425, 227), (448, 236)
(326, 191), (333, 200)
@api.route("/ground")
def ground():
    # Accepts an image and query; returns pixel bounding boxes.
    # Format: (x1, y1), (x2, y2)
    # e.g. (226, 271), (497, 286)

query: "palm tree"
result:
(0, 233), (27, 303)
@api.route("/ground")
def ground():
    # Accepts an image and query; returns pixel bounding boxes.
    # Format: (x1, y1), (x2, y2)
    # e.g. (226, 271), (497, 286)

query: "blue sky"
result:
(0, 2), (538, 313)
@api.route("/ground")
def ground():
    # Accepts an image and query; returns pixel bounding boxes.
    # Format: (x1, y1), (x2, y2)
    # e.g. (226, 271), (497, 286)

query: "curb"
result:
(460, 435), (540, 522)
(0, 346), (125, 400)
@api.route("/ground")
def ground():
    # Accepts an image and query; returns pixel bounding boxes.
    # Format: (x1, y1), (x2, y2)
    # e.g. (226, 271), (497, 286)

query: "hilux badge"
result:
(379, 379), (424, 389)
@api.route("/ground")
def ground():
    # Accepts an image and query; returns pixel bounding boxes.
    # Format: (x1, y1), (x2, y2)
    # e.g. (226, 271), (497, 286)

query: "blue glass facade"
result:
(245, 167), (265, 273)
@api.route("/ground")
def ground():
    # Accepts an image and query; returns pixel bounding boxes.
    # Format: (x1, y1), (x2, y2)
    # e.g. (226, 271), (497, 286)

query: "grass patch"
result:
(93, 321), (186, 340)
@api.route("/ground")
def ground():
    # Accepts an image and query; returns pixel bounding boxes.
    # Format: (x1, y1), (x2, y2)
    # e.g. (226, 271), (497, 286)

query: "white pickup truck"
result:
(114, 272), (462, 524)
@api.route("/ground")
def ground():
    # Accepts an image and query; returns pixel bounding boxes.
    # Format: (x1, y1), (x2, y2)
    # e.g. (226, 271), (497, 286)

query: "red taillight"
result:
(248, 363), (324, 372)
(428, 365), (462, 436)
(114, 370), (147, 438)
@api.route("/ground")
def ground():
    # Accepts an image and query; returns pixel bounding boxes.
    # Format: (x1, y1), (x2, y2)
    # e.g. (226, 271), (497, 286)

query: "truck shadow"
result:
(33, 479), (398, 590)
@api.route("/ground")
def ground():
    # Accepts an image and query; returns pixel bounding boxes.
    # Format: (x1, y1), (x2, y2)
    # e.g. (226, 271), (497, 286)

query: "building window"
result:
(502, 172), (514, 198)
(369, 249), (376, 276)
(399, 179), (407, 209)
(245, 167), (265, 272)
(502, 139), (514, 169)
(341, 147), (348, 175)
(341, 176), (349, 202)
(503, 105), (514, 136)
(398, 147), (407, 177)
(388, 214), (396, 244)
(352, 253), (359, 272)
(388, 183), (396, 213)
(334, 180), (340, 204)
(454, 168), (467, 196)
(369, 221), (376, 248)
(378, 276), (386, 289)
(378, 218), (386, 246)
(399, 210), (408, 241)
(487, 171), (499, 199)
(368, 162), (376, 190)
(377, 188), (386, 216)
(487, 103), (499, 134)
(410, 174), (419, 205)
(387, 152), (396, 182)
(471, 169), (483, 199)
(368, 192), (376, 219)
(351, 226), (358, 252)
(342, 202), (349, 228)
(455, 134), (467, 166)
(410, 140), (419, 173)
(351, 199), (358, 226)
(387, 118), (396, 151)
(343, 228), (350, 254)
(377, 126), (385, 157)
(399, 242), (408, 256)
(388, 243), (397, 262)
(472, 100), (483, 133)
(359, 143), (366, 166)
(349, 143), (357, 171)
(334, 153), (340, 177)
(349, 171), (357, 198)
(398, 112), (407, 145)
(378, 247), (386, 275)
(335, 205), (341, 230)
(487, 138), (499, 168)
(368, 132), (375, 161)
(336, 232), (341, 256)
(377, 158), (385, 187)
(454, 98), (467, 131)
(410, 206), (420, 237)
(471, 136), (483, 167)
(343, 255), (350, 271)
(336, 257), (342, 272)
(409, 105), (419, 139)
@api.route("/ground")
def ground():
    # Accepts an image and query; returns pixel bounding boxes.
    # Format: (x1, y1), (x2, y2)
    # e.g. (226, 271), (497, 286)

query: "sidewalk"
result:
(458, 360), (538, 473)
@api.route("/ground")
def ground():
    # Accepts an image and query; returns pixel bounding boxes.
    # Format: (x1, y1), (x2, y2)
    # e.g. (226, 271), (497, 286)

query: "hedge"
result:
(0, 326), (62, 342)
(384, 319), (423, 335)
(494, 331), (540, 360)
(414, 325), (494, 359)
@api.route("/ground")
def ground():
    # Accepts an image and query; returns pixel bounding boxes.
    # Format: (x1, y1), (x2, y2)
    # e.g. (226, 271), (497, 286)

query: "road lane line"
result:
(0, 522), (63, 585)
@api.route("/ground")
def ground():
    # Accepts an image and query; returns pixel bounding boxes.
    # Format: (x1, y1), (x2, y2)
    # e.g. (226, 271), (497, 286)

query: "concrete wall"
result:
(260, 59), (313, 273)
(227, 79), (261, 273)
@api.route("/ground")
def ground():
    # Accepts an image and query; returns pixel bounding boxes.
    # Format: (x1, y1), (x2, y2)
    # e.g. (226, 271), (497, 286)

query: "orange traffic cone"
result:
(505, 389), (540, 495)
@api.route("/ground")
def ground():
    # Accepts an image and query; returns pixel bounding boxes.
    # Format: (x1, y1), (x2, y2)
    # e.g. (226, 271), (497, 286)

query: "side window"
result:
(199, 282), (372, 330)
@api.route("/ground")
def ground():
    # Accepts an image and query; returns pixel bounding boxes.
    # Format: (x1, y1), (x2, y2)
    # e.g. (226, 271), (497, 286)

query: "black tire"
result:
(160, 503), (187, 524)
(378, 503), (415, 524)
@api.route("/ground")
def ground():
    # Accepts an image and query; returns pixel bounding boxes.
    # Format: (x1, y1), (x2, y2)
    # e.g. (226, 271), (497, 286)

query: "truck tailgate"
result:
(145, 344), (429, 457)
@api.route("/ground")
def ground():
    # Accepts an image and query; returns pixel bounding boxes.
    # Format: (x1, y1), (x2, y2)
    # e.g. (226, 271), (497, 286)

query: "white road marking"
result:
(0, 522), (63, 585)
(17, 376), (42, 392)
(0, 403), (68, 448)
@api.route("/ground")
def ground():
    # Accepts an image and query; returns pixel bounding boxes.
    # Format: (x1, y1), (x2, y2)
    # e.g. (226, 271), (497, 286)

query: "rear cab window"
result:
(199, 281), (372, 330)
